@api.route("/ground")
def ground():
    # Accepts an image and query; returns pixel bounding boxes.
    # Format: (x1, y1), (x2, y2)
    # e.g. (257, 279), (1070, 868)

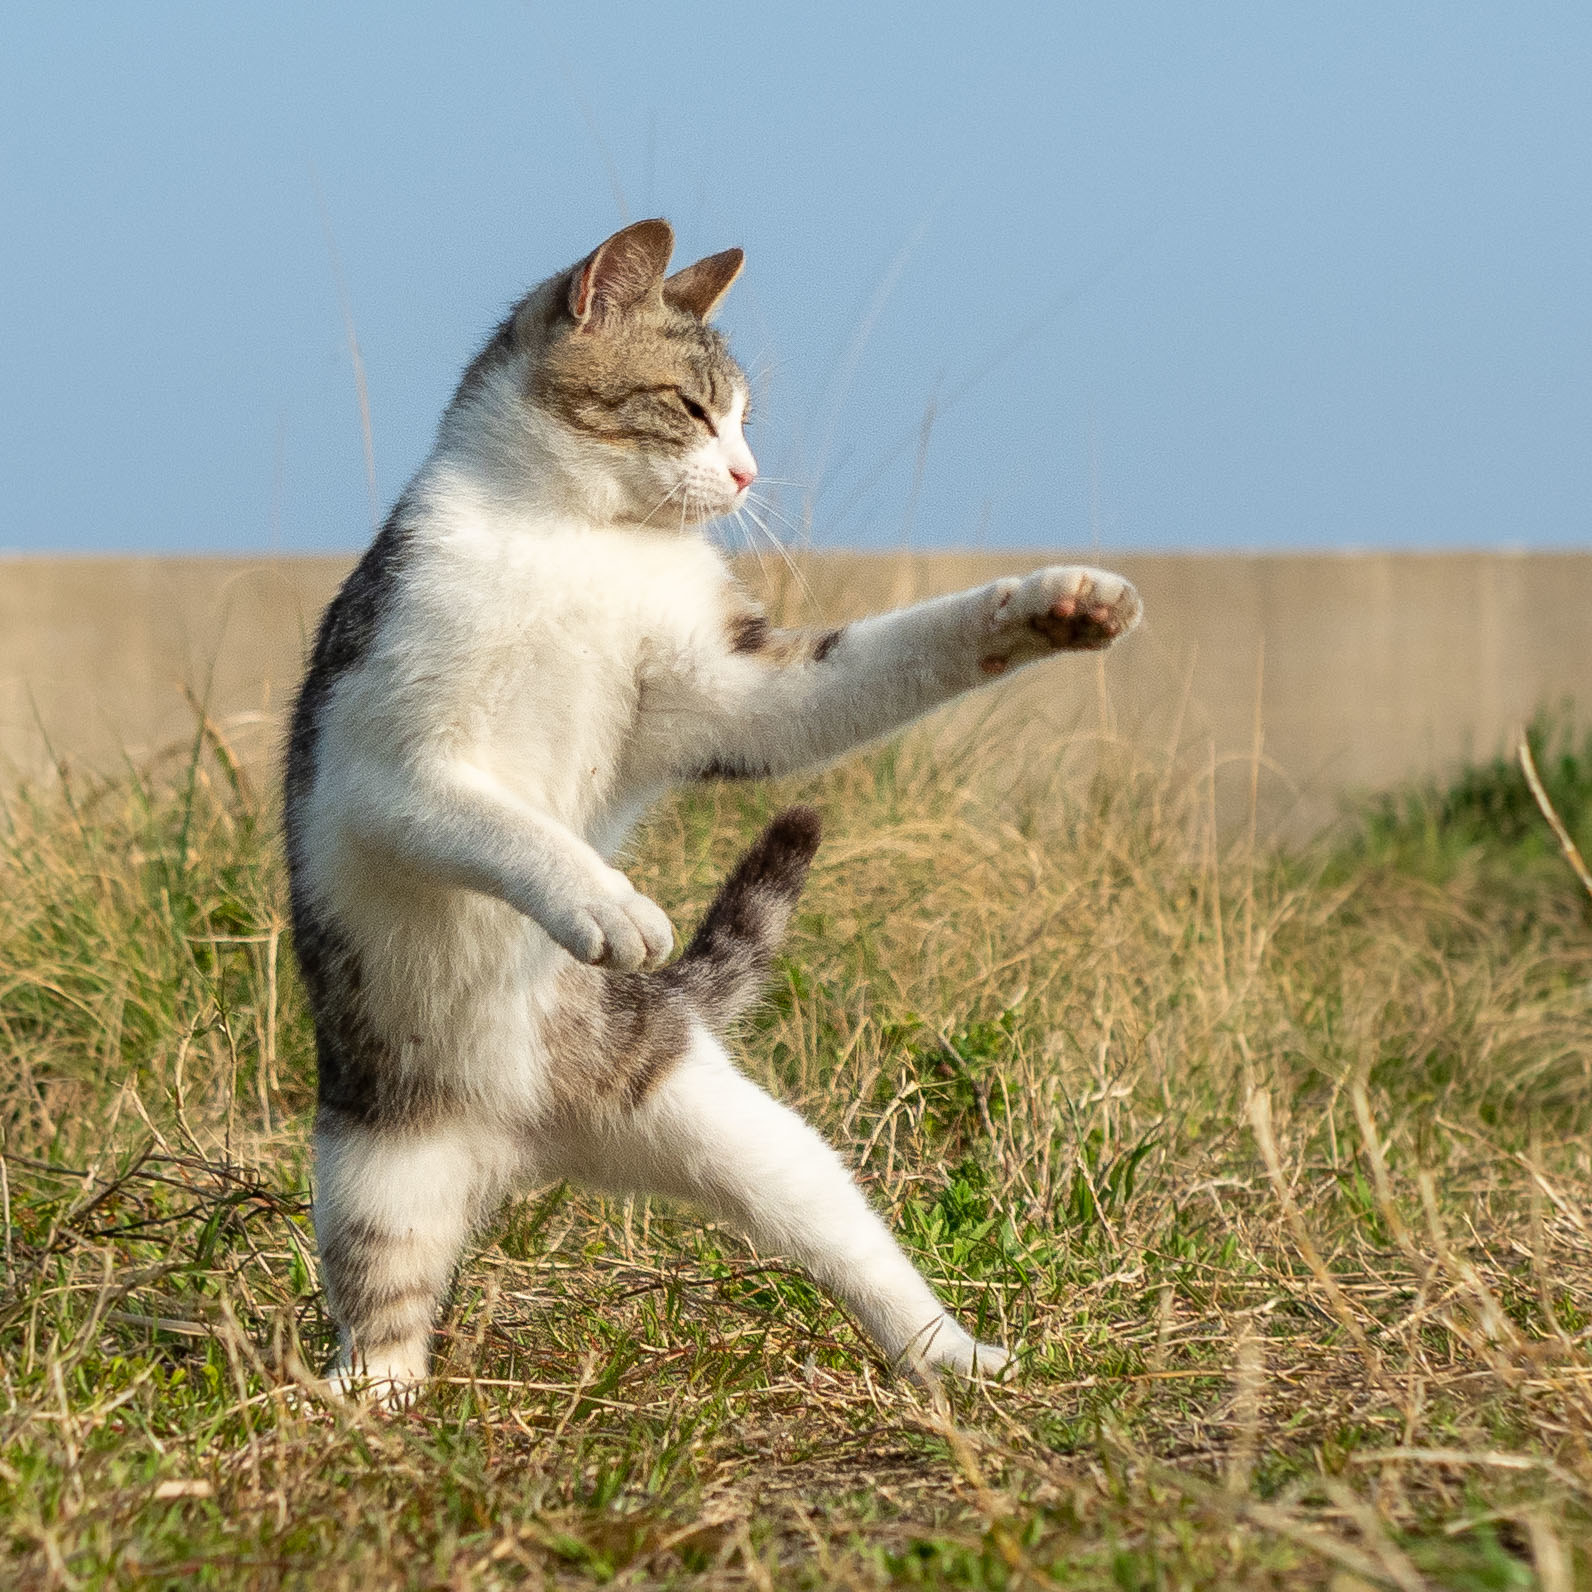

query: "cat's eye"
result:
(677, 392), (714, 430)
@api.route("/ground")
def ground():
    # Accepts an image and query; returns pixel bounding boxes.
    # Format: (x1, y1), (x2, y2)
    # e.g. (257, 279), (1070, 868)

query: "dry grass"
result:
(2, 716), (1591, 1589)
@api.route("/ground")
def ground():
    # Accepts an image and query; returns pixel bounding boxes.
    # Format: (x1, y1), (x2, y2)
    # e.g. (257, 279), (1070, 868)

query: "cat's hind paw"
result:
(320, 1351), (427, 1412)
(935, 1337), (1015, 1383)
(324, 1370), (421, 1411)
(904, 1317), (1016, 1383)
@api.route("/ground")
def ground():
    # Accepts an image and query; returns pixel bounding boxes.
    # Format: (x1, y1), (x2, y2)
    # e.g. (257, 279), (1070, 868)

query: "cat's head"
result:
(449, 219), (756, 529)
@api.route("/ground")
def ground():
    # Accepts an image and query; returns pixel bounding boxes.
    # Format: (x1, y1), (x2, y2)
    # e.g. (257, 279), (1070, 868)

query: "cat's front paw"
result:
(558, 871), (675, 973)
(980, 566), (1141, 673)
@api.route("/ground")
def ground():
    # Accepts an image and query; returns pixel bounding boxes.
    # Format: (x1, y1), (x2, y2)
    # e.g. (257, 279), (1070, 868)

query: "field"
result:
(2, 709), (1591, 1590)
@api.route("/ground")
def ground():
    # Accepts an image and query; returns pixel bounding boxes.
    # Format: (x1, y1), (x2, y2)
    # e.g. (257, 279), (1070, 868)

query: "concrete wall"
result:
(0, 557), (350, 789)
(2, 551), (1587, 833)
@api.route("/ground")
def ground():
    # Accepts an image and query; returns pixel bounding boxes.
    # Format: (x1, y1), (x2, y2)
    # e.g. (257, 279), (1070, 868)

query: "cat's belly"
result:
(327, 847), (570, 1121)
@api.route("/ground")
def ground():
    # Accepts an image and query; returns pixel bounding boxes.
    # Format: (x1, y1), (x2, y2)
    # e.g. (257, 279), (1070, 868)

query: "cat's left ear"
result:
(664, 249), (745, 321)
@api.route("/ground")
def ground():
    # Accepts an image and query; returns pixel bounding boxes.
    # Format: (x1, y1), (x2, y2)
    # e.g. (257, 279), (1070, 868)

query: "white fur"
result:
(544, 1027), (1006, 1378)
(300, 344), (1139, 1390)
(315, 1123), (518, 1387)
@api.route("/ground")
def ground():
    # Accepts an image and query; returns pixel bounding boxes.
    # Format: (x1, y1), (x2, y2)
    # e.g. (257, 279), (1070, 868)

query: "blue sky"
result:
(3, 2), (1589, 553)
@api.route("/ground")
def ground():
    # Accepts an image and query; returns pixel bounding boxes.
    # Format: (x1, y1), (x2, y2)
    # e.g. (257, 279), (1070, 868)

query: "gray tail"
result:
(664, 806), (821, 1027)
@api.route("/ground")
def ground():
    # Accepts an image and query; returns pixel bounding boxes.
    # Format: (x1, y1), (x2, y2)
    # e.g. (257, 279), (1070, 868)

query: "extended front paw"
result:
(980, 566), (1142, 672)
(560, 871), (675, 973)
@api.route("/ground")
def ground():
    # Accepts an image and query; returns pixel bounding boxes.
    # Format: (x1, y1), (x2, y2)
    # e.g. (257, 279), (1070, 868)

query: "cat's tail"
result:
(664, 806), (821, 1026)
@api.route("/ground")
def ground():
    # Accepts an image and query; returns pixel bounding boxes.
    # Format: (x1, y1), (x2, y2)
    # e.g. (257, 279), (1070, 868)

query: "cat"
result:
(283, 217), (1141, 1394)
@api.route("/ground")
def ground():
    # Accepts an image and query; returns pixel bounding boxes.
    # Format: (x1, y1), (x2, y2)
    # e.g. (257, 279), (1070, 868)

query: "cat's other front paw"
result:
(980, 566), (1142, 673)
(560, 871), (675, 973)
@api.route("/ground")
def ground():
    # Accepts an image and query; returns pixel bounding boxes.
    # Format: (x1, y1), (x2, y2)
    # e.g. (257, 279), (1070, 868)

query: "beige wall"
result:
(0, 557), (350, 790)
(2, 551), (1587, 834)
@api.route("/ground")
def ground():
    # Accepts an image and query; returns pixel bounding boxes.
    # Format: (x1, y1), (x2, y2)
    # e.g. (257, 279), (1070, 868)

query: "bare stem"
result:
(1518, 732), (1592, 905)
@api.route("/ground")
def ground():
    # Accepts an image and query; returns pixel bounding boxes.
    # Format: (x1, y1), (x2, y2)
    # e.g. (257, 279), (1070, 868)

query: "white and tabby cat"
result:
(284, 219), (1141, 1393)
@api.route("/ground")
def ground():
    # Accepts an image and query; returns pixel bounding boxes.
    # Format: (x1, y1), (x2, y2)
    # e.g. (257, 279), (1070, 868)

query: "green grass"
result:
(3, 722), (1591, 1589)
(1336, 707), (1592, 900)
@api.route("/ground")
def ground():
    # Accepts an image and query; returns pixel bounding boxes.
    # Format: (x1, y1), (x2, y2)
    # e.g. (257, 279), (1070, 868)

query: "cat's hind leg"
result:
(312, 1115), (512, 1397)
(551, 1028), (1009, 1381)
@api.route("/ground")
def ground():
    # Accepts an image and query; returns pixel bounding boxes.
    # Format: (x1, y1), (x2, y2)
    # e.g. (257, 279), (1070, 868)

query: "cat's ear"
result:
(569, 219), (675, 326)
(663, 249), (745, 320)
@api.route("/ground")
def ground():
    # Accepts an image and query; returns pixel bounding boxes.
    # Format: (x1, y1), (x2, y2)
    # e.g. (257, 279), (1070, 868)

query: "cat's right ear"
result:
(663, 249), (744, 320)
(568, 219), (676, 328)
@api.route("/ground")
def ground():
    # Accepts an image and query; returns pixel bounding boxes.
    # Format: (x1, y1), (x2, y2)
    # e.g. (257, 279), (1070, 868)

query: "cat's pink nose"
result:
(730, 464), (756, 491)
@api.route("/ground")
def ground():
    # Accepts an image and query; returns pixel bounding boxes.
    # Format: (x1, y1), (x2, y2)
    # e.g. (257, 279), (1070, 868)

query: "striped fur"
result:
(542, 807), (820, 1116)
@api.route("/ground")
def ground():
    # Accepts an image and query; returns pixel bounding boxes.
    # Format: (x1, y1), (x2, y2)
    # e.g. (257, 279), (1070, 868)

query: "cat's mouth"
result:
(691, 498), (741, 526)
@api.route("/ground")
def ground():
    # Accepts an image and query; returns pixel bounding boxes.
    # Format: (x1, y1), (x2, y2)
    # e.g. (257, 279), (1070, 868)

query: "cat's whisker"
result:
(742, 511), (783, 597)
(747, 493), (810, 541)
(741, 502), (820, 615)
(739, 504), (786, 559)
(735, 503), (777, 564)
(748, 493), (823, 569)
(637, 480), (687, 530)
(732, 507), (775, 591)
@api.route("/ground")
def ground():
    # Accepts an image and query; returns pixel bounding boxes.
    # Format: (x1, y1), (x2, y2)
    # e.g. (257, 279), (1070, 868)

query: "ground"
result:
(2, 713), (1590, 1589)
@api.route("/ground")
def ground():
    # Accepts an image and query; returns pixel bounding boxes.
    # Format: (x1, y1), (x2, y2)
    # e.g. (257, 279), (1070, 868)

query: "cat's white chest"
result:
(449, 526), (731, 838)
